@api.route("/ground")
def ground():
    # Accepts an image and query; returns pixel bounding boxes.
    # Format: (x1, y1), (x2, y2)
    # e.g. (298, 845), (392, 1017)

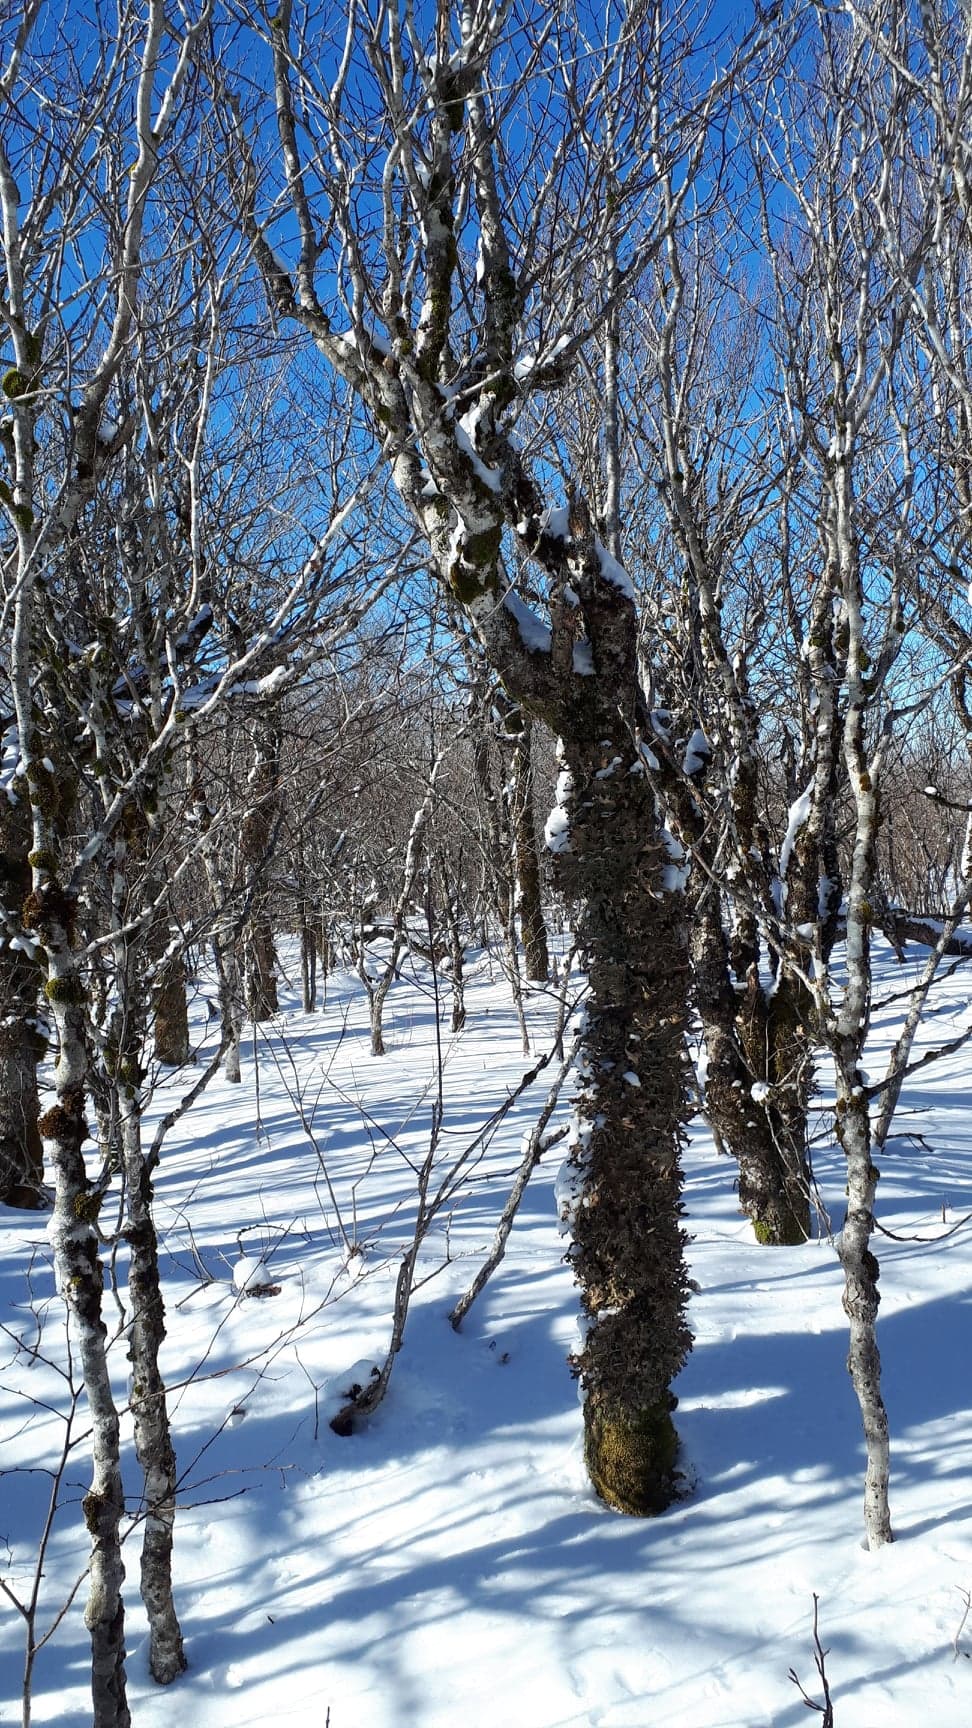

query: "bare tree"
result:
(225, 0), (767, 1512)
(741, 1), (952, 1546)
(0, 7), (406, 1711)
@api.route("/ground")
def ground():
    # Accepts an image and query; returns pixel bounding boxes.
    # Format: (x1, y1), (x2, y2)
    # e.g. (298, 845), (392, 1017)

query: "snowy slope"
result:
(2, 941), (972, 1727)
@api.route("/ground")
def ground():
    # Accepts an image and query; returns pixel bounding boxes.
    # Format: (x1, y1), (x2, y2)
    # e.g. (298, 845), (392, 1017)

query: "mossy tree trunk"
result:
(690, 884), (811, 1246)
(661, 740), (814, 1247)
(636, 190), (844, 1252)
(0, 778), (45, 1207)
(550, 498), (692, 1513)
(558, 746), (691, 1511)
(247, 4), (697, 1510)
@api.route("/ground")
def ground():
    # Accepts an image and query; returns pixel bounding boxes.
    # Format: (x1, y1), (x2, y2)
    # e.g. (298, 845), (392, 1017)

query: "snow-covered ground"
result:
(3, 939), (972, 1726)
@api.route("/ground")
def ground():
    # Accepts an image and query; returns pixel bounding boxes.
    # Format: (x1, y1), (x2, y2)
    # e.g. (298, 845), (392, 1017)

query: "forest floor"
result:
(3, 937), (972, 1726)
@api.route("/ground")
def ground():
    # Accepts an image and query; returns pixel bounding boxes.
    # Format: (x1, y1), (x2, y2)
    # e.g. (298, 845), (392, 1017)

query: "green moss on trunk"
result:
(584, 1392), (680, 1515)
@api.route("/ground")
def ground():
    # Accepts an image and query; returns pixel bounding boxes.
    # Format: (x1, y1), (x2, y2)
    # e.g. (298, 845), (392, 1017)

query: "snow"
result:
(4, 941), (972, 1726)
(532, 506), (636, 600)
(571, 638), (594, 675)
(224, 665), (290, 702)
(455, 402), (502, 492)
(513, 334), (571, 383)
(334, 326), (391, 357)
(682, 727), (711, 775)
(6, 931), (39, 957)
(0, 723), (19, 801)
(502, 589), (552, 655)
(661, 823), (690, 893)
(594, 537), (636, 599)
(447, 513), (467, 572)
(544, 760), (573, 854)
(543, 805), (571, 852)
(232, 1253), (274, 1293)
(539, 503), (570, 540)
(779, 780), (814, 895)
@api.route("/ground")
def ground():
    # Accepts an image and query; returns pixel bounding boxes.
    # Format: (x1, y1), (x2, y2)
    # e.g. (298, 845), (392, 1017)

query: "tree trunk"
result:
(691, 893), (811, 1245)
(369, 967), (394, 1057)
(245, 920), (278, 1020)
(0, 786), (45, 1208)
(213, 938), (243, 1084)
(300, 914), (317, 1012)
(439, 863), (467, 1032)
(555, 739), (691, 1514)
(660, 730), (815, 1247)
(512, 743), (549, 982)
(503, 883), (531, 1056)
(835, 1078), (892, 1548)
(153, 952), (191, 1067)
(504, 707), (549, 984)
(120, 1083), (186, 1681)
(735, 967), (814, 1243)
(239, 726), (280, 1022)
(107, 884), (186, 1684)
(32, 903), (130, 1726)
(468, 679), (512, 937)
(100, 821), (188, 1683)
(240, 26), (699, 1511)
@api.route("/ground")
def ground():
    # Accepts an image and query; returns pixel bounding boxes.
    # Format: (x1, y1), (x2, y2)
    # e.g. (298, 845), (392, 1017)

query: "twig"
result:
(450, 1035), (578, 1329)
(788, 1595), (835, 1724)
(873, 1209), (972, 1245)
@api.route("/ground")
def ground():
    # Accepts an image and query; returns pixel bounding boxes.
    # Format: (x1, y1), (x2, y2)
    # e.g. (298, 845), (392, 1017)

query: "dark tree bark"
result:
(239, 725), (281, 1021)
(152, 951), (191, 1067)
(0, 782), (45, 1208)
(690, 886), (811, 1246)
(505, 706), (550, 984)
(300, 906), (317, 1012)
(550, 497), (691, 1512)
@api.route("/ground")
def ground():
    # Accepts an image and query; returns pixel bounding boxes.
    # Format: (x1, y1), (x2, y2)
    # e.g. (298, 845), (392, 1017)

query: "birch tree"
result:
(744, 2), (946, 1547)
(0, 7), (218, 1711)
(0, 9), (405, 1713)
